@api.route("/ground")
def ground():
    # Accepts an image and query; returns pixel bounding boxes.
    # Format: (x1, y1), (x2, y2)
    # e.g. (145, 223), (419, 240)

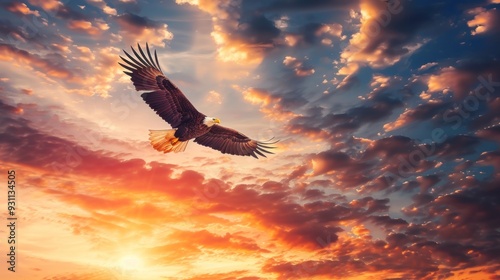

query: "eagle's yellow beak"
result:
(214, 118), (220, 124)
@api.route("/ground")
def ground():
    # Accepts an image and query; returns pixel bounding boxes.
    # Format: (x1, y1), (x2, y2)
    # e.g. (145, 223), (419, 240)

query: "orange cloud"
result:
(0, 44), (73, 79)
(315, 23), (343, 38)
(176, 0), (275, 65)
(72, 46), (121, 97)
(467, 7), (500, 35)
(212, 29), (265, 64)
(418, 62), (438, 72)
(285, 34), (301, 47)
(0, 44), (120, 96)
(370, 74), (391, 88)
(426, 66), (477, 99)
(6, 1), (40, 16)
(383, 115), (407, 131)
(73, 46), (95, 62)
(283, 56), (315, 77)
(28, 0), (60, 11)
(87, 0), (117, 15)
(68, 19), (109, 35)
(238, 87), (298, 121)
(338, 0), (423, 76)
(242, 87), (276, 107)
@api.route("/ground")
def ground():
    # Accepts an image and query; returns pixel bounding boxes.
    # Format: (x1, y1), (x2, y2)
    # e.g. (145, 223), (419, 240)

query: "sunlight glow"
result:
(117, 254), (144, 272)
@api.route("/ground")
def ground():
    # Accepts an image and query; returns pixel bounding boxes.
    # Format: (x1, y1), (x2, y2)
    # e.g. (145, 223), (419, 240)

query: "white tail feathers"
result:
(149, 129), (189, 153)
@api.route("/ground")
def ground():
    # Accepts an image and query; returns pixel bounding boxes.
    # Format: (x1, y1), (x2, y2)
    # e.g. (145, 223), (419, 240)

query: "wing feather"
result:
(131, 45), (150, 68)
(221, 139), (230, 154)
(118, 62), (135, 72)
(253, 148), (266, 158)
(154, 50), (162, 72)
(194, 125), (277, 159)
(123, 50), (146, 68)
(146, 43), (156, 68)
(119, 44), (204, 127)
(236, 142), (245, 156)
(243, 143), (255, 155)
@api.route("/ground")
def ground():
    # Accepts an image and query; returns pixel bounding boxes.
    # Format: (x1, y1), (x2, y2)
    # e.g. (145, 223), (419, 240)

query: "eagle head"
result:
(203, 116), (220, 127)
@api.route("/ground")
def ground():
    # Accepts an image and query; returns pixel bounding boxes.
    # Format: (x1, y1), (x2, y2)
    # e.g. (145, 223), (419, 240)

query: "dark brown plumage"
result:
(119, 43), (277, 158)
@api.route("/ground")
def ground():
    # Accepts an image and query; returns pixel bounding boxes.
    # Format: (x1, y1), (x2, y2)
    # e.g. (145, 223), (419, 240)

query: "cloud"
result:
(471, 97), (500, 130)
(238, 87), (299, 121)
(73, 45), (95, 61)
(0, 19), (41, 46)
(426, 66), (477, 98)
(205, 90), (222, 104)
(363, 136), (416, 158)
(27, 0), (60, 11)
(67, 19), (109, 35)
(335, 73), (359, 91)
(116, 13), (173, 47)
(418, 62), (438, 72)
(434, 135), (480, 158)
(175, 0), (198, 5)
(21, 88), (33, 95)
(309, 94), (402, 135)
(177, 0), (280, 64)
(383, 100), (452, 131)
(0, 43), (120, 96)
(74, 45), (121, 96)
(0, 43), (73, 79)
(478, 150), (500, 174)
(311, 150), (369, 176)
(467, 7), (500, 35)
(317, 23), (343, 38)
(4, 1), (40, 16)
(337, 0), (430, 76)
(87, 0), (118, 16)
(425, 60), (500, 99)
(283, 23), (344, 47)
(154, 229), (268, 255)
(477, 125), (500, 143)
(262, 0), (356, 12)
(282, 56), (315, 77)
(55, 2), (90, 21)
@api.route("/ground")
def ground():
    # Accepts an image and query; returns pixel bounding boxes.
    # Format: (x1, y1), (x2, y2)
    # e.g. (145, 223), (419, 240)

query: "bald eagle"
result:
(119, 43), (277, 159)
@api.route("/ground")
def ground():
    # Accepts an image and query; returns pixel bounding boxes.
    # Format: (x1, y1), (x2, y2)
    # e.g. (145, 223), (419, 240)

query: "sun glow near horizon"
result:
(117, 254), (144, 272)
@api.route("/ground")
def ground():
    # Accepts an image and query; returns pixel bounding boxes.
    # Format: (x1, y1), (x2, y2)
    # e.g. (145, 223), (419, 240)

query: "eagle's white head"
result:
(203, 116), (220, 127)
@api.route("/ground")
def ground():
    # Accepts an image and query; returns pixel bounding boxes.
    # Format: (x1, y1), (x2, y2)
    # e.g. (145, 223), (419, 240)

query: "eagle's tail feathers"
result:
(149, 129), (189, 153)
(172, 139), (189, 152)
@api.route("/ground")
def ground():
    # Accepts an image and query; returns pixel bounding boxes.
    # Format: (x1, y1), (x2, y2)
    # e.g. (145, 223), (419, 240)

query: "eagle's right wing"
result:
(119, 43), (204, 128)
(194, 125), (278, 159)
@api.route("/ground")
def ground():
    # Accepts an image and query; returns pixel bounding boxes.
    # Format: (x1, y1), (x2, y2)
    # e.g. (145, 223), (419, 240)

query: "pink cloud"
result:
(5, 1), (40, 16)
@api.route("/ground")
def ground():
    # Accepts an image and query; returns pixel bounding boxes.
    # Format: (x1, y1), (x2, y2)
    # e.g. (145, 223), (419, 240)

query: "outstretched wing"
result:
(194, 125), (278, 159)
(119, 43), (204, 128)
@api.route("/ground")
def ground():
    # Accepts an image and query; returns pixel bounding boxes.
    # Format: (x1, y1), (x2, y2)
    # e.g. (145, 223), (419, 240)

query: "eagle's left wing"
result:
(119, 43), (205, 128)
(194, 125), (277, 159)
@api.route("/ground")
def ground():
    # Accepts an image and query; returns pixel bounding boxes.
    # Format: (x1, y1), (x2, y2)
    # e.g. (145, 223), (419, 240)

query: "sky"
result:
(1, 0), (500, 279)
